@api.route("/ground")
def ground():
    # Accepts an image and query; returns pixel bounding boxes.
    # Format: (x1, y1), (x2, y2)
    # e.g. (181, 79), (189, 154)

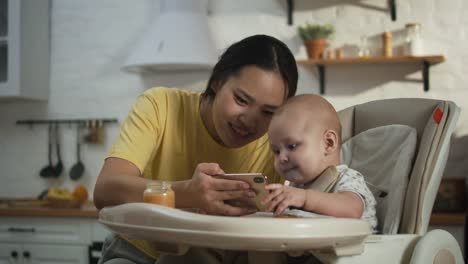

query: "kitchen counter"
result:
(0, 200), (98, 218)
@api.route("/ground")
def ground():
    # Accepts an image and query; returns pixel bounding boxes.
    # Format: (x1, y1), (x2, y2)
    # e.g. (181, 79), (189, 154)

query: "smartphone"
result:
(215, 173), (268, 211)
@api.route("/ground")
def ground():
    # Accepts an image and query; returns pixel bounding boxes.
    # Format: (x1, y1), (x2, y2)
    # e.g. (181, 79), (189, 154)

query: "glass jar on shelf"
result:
(358, 35), (370, 58)
(404, 23), (423, 56)
(143, 180), (175, 208)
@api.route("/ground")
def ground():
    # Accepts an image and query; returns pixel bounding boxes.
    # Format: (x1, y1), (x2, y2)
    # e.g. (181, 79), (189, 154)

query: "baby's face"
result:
(268, 113), (327, 184)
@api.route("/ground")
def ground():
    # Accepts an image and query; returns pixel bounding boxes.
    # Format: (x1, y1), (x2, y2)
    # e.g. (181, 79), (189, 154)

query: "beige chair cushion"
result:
(341, 125), (417, 234)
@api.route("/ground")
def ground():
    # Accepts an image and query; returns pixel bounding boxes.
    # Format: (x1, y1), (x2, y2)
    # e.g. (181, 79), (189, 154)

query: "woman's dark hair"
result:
(203, 35), (298, 100)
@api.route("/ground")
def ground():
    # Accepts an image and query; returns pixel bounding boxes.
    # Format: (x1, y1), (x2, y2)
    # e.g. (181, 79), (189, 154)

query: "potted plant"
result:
(298, 23), (335, 59)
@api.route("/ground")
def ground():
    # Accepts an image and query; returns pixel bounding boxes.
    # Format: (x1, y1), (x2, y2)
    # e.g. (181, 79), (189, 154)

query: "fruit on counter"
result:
(72, 185), (88, 202)
(47, 187), (73, 199)
(46, 185), (89, 203)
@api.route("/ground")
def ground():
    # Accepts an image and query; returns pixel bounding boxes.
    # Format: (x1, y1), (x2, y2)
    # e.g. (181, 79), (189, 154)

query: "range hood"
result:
(122, 0), (217, 73)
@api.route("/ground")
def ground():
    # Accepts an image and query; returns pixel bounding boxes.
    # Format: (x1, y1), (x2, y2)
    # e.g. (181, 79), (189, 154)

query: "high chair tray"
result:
(99, 203), (371, 255)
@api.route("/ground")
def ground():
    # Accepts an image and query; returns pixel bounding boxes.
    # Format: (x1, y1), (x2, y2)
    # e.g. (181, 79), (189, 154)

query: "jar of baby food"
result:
(143, 181), (175, 208)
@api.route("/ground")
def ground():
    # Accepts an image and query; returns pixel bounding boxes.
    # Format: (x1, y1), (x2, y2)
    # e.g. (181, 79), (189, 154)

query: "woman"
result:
(95, 34), (298, 264)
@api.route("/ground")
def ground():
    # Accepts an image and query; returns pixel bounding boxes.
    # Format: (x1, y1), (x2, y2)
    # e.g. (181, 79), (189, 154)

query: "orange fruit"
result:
(72, 185), (88, 203)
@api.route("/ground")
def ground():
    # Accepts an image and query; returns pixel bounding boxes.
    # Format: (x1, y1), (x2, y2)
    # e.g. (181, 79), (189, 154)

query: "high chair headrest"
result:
(341, 124), (417, 234)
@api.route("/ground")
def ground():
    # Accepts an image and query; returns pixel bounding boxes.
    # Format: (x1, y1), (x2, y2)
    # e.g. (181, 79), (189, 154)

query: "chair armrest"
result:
(410, 229), (463, 264)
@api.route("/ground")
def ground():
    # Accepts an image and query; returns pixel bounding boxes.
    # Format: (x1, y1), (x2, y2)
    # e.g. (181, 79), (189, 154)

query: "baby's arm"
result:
(263, 184), (363, 218)
(302, 189), (364, 218)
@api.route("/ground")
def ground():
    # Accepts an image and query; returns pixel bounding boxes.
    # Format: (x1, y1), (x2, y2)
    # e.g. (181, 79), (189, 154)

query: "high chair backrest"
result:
(338, 98), (460, 235)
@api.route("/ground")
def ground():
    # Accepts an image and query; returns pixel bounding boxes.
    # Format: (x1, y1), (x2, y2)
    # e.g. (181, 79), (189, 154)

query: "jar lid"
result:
(146, 180), (172, 190)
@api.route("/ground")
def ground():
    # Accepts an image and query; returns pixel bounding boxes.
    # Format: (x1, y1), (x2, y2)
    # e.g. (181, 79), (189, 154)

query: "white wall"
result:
(0, 0), (467, 198)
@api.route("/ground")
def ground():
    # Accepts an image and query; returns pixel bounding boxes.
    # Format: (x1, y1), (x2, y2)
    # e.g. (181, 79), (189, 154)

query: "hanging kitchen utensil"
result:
(53, 124), (63, 177)
(90, 119), (98, 143)
(70, 123), (85, 180)
(37, 188), (49, 200)
(96, 119), (105, 144)
(39, 124), (55, 178)
(84, 120), (91, 143)
(84, 120), (99, 144)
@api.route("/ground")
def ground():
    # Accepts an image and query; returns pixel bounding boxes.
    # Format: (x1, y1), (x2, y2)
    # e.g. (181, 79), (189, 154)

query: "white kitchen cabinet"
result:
(0, 0), (50, 100)
(0, 243), (21, 264)
(0, 217), (110, 264)
(0, 243), (87, 264)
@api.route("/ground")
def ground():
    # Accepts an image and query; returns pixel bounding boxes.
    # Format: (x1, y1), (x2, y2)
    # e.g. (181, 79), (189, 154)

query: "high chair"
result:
(99, 98), (463, 263)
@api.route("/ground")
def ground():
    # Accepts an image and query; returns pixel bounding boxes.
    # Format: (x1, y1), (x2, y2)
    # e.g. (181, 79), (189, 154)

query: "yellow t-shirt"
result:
(108, 87), (280, 259)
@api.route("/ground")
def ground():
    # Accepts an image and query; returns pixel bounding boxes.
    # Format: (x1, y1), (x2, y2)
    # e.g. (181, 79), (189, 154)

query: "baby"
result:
(262, 94), (377, 230)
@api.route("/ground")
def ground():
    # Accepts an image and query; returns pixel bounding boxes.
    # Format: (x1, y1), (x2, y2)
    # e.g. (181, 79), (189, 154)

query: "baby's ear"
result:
(323, 129), (339, 154)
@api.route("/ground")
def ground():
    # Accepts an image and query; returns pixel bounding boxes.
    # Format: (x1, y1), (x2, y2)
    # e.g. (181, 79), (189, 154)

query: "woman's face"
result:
(209, 66), (286, 148)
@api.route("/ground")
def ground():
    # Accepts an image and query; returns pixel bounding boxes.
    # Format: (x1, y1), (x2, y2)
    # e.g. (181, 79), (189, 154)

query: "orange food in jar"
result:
(143, 181), (175, 208)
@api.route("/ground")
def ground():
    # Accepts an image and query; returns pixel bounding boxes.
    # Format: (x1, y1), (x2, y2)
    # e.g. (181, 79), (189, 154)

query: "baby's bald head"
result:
(273, 94), (341, 143)
(268, 94), (342, 182)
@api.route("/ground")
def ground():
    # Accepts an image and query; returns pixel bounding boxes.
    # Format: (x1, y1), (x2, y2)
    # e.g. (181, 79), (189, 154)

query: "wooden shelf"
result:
(297, 55), (446, 94)
(297, 55), (445, 65)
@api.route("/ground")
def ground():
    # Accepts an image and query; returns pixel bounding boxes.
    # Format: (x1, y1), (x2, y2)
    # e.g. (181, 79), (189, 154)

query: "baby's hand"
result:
(262, 184), (307, 216)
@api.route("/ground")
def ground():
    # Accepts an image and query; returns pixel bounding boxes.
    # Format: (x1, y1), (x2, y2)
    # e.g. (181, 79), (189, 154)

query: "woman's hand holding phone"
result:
(215, 173), (269, 212)
(187, 163), (257, 216)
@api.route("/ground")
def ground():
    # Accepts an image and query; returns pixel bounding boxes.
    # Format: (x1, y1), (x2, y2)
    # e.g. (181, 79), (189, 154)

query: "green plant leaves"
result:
(297, 23), (335, 41)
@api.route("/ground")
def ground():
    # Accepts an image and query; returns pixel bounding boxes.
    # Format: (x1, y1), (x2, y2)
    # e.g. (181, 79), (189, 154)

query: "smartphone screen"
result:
(215, 173), (268, 211)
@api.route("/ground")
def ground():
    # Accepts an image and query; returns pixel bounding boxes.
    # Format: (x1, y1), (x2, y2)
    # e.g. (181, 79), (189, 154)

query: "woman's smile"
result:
(229, 122), (251, 137)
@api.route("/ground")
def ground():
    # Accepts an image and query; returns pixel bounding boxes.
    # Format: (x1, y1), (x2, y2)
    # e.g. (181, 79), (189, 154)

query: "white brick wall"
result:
(0, 0), (467, 198)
